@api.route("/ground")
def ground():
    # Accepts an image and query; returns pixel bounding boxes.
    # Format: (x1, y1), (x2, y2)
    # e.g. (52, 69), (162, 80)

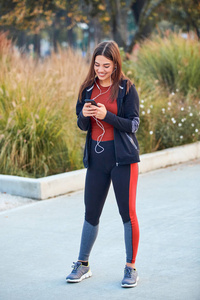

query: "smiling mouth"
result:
(98, 73), (106, 76)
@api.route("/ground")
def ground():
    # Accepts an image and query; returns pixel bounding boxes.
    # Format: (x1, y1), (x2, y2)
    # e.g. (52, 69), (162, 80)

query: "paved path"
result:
(0, 160), (200, 300)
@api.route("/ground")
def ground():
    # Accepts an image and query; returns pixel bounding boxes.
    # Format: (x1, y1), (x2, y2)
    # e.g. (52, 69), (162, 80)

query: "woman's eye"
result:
(95, 64), (110, 68)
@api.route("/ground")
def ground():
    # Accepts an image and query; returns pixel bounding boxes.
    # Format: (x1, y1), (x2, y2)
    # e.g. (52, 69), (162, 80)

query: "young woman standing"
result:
(66, 40), (140, 288)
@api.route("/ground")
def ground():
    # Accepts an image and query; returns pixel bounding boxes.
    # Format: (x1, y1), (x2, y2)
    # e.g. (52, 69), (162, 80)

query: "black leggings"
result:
(79, 140), (139, 263)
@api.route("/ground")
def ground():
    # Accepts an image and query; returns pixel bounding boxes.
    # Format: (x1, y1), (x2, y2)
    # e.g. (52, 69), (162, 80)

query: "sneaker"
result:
(66, 261), (92, 283)
(121, 265), (139, 288)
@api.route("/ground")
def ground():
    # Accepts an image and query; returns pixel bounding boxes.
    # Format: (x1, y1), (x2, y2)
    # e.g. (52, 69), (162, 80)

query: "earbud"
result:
(112, 65), (117, 74)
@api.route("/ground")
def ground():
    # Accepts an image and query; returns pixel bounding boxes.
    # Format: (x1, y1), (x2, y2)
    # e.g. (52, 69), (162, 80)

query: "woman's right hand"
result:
(82, 103), (97, 117)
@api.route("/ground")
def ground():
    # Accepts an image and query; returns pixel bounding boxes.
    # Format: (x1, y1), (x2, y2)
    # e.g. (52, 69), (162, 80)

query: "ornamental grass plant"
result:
(0, 32), (87, 177)
(123, 32), (200, 153)
(133, 32), (200, 97)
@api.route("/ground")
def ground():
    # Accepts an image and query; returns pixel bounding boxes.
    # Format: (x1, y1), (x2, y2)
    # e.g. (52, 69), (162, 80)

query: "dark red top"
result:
(90, 81), (118, 141)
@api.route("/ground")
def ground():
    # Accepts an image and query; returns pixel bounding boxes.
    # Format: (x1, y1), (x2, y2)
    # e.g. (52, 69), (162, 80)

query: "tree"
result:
(0, 0), (88, 54)
(127, 0), (165, 52)
(0, 0), (199, 55)
(125, 0), (200, 53)
(0, 0), (59, 54)
(160, 0), (200, 38)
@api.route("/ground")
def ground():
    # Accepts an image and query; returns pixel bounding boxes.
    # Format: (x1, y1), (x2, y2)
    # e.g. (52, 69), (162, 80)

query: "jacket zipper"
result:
(113, 129), (119, 166)
(115, 97), (124, 167)
(125, 133), (138, 150)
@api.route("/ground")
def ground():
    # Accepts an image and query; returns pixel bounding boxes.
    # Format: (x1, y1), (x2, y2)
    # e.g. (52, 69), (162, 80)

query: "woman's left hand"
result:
(95, 103), (107, 120)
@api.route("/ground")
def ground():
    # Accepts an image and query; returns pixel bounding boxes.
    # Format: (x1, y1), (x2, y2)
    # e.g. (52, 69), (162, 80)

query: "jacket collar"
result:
(86, 84), (124, 92)
(86, 80), (126, 93)
(85, 80), (127, 115)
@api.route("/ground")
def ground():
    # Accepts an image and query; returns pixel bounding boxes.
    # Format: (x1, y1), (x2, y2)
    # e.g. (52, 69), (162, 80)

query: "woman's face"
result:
(94, 55), (115, 86)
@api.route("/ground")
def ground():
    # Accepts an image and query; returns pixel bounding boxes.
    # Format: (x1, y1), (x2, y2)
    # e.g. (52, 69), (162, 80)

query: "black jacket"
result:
(76, 79), (140, 168)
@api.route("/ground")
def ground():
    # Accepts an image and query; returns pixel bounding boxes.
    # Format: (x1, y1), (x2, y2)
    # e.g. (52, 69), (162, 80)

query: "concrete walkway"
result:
(0, 160), (200, 300)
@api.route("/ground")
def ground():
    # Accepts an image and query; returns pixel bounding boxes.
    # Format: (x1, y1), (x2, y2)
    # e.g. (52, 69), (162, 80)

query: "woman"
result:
(66, 41), (140, 288)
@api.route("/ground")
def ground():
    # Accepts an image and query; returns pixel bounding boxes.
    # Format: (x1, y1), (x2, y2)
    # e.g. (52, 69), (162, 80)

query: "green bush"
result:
(121, 32), (200, 153)
(136, 90), (200, 153)
(134, 33), (200, 97)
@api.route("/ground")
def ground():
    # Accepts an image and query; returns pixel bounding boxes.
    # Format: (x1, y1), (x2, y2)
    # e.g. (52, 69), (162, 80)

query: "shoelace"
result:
(124, 267), (134, 278)
(71, 262), (81, 273)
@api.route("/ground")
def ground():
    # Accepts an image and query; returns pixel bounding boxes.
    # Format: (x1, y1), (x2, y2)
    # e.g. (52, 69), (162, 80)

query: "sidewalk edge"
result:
(0, 142), (199, 199)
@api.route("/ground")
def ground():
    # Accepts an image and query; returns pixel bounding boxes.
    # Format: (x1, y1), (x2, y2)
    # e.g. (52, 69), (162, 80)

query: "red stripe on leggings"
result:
(129, 163), (139, 263)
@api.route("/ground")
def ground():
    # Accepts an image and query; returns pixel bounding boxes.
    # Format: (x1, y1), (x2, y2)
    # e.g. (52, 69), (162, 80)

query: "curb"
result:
(0, 142), (199, 200)
(139, 141), (200, 173)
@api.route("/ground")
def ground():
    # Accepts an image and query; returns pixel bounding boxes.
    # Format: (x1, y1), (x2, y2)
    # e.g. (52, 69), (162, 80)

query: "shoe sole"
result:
(121, 276), (139, 288)
(66, 270), (92, 283)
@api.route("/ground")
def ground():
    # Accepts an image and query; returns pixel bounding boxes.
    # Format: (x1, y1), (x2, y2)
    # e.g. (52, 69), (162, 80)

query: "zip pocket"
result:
(125, 133), (138, 150)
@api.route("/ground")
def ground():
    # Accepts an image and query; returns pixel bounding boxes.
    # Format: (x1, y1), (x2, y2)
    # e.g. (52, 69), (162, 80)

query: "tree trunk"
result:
(131, 0), (147, 24)
(67, 28), (74, 47)
(17, 31), (26, 52)
(93, 17), (102, 45)
(128, 0), (165, 53)
(33, 34), (40, 57)
(127, 27), (140, 54)
(66, 16), (75, 48)
(127, 0), (148, 53)
(182, 0), (200, 39)
(109, 0), (127, 48)
(52, 25), (59, 53)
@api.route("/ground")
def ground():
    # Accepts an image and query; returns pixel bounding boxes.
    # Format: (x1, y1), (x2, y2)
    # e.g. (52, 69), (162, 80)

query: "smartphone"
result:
(85, 99), (98, 106)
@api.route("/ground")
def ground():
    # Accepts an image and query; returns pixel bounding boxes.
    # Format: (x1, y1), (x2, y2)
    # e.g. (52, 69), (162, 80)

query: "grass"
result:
(133, 33), (200, 97)
(122, 32), (200, 153)
(0, 31), (199, 177)
(0, 32), (87, 177)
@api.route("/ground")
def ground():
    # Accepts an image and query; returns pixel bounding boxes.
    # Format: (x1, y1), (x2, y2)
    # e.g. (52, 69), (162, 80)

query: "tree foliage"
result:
(160, 0), (200, 38)
(0, 0), (199, 54)
(0, 0), (89, 34)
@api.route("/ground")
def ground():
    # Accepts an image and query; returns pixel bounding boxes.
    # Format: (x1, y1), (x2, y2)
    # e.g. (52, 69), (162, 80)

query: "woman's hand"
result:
(82, 102), (107, 120)
(95, 103), (107, 120)
(82, 103), (98, 117)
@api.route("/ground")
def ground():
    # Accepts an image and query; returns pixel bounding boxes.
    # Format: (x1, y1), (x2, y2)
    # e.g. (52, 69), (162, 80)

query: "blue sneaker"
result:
(66, 261), (92, 283)
(121, 266), (139, 288)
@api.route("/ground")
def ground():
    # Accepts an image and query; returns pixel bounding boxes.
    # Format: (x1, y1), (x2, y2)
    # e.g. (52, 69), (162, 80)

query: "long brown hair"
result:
(78, 40), (132, 101)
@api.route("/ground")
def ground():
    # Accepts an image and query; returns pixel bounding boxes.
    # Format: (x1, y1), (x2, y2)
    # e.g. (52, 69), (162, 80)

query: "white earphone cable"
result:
(91, 75), (113, 154)
(92, 116), (105, 154)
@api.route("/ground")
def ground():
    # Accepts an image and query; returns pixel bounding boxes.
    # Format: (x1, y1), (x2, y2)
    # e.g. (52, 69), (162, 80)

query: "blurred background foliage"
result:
(0, 0), (199, 55)
(0, 0), (199, 177)
(121, 32), (200, 154)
